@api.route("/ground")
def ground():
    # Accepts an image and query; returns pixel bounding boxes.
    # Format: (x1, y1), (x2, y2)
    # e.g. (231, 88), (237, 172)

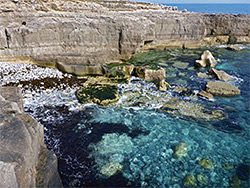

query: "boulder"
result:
(194, 50), (217, 68)
(155, 80), (171, 91)
(104, 63), (134, 78)
(206, 81), (240, 97)
(208, 68), (232, 81)
(135, 66), (166, 82)
(173, 142), (187, 159)
(0, 161), (18, 188)
(198, 90), (213, 100)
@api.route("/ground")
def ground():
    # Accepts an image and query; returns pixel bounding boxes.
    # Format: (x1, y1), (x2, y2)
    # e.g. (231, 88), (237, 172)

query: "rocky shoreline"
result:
(0, 0), (249, 187)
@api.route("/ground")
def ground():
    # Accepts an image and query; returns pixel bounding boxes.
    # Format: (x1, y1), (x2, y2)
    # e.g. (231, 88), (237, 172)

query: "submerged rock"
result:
(135, 66), (166, 82)
(230, 175), (242, 188)
(197, 174), (208, 185)
(100, 162), (123, 177)
(197, 72), (210, 78)
(161, 97), (226, 121)
(194, 50), (217, 68)
(173, 86), (194, 96)
(208, 68), (232, 81)
(173, 142), (187, 159)
(104, 63), (134, 78)
(199, 158), (214, 170)
(183, 174), (197, 187)
(205, 81), (240, 97)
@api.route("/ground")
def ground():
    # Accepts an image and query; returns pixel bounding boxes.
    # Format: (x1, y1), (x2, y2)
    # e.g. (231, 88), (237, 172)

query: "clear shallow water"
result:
(2, 46), (249, 187)
(165, 3), (250, 15)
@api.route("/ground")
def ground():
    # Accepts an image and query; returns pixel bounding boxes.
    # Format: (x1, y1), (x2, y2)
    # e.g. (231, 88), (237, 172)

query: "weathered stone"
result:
(172, 61), (189, 69)
(199, 158), (214, 170)
(208, 68), (232, 81)
(198, 90), (213, 100)
(104, 63), (134, 78)
(226, 45), (243, 51)
(173, 86), (193, 96)
(183, 174), (197, 187)
(100, 162), (123, 177)
(155, 80), (171, 91)
(206, 81), (240, 97)
(0, 161), (18, 188)
(194, 50), (217, 68)
(135, 66), (166, 82)
(0, 87), (62, 188)
(173, 142), (187, 159)
(56, 62), (105, 76)
(161, 96), (226, 120)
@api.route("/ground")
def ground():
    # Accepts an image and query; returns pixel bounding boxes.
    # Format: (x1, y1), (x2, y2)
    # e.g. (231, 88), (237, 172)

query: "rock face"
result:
(0, 87), (62, 188)
(208, 68), (232, 81)
(206, 81), (240, 96)
(0, 0), (249, 75)
(194, 50), (217, 68)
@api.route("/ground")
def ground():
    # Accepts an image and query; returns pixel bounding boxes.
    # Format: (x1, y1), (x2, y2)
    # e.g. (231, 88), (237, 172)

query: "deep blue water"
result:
(165, 3), (250, 14)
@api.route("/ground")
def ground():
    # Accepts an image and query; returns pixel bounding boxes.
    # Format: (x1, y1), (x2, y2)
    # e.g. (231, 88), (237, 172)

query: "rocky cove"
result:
(0, 0), (250, 187)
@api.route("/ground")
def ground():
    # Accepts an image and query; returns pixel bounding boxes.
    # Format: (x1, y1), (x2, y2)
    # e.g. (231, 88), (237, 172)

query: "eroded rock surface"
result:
(206, 81), (240, 97)
(0, 0), (249, 76)
(0, 87), (62, 188)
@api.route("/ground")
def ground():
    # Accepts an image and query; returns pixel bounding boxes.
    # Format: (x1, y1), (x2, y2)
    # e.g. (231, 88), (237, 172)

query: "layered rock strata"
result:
(0, 87), (62, 188)
(0, 0), (249, 75)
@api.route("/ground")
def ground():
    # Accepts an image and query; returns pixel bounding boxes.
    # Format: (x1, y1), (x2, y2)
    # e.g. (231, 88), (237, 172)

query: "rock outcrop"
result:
(205, 81), (240, 97)
(0, 0), (249, 75)
(208, 68), (232, 81)
(194, 50), (217, 68)
(0, 87), (62, 188)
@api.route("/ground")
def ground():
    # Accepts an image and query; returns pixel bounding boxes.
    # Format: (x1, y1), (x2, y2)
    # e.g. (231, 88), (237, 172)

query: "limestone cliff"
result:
(0, 0), (249, 72)
(0, 87), (62, 188)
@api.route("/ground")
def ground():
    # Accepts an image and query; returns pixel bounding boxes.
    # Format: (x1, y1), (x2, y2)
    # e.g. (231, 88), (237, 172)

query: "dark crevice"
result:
(144, 40), (153, 45)
(118, 29), (122, 55)
(4, 28), (11, 48)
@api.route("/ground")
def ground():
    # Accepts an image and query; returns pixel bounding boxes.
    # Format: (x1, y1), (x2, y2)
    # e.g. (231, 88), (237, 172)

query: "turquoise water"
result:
(165, 4), (250, 15)
(23, 46), (250, 187)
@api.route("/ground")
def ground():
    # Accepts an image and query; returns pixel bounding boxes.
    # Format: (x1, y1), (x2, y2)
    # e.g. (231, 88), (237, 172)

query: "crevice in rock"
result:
(118, 29), (122, 55)
(144, 40), (153, 45)
(4, 28), (10, 49)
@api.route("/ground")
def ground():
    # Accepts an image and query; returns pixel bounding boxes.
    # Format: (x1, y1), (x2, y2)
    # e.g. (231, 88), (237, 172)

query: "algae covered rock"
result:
(183, 174), (197, 187)
(208, 68), (232, 81)
(100, 162), (123, 177)
(197, 173), (208, 185)
(173, 142), (187, 159)
(135, 66), (166, 82)
(199, 158), (214, 170)
(155, 80), (171, 91)
(194, 50), (217, 68)
(161, 97), (226, 121)
(206, 81), (240, 97)
(104, 63), (134, 78)
(76, 76), (128, 105)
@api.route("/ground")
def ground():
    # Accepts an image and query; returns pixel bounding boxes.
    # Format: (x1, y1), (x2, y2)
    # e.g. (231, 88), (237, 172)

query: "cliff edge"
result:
(0, 0), (249, 72)
(0, 87), (62, 188)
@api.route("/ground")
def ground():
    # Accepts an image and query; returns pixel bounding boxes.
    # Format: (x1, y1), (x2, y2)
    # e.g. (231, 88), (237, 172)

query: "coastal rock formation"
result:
(198, 90), (214, 100)
(194, 50), (217, 68)
(0, 87), (62, 188)
(135, 66), (166, 82)
(208, 68), (232, 81)
(0, 0), (249, 75)
(205, 81), (240, 96)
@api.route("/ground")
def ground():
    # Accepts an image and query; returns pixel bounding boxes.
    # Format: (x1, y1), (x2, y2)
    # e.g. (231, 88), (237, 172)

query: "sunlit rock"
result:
(198, 90), (213, 100)
(208, 68), (232, 81)
(135, 66), (166, 82)
(194, 50), (217, 68)
(206, 81), (240, 97)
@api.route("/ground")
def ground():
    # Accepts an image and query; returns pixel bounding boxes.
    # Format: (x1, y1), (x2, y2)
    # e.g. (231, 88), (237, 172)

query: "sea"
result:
(165, 3), (250, 15)
(1, 3), (249, 188)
